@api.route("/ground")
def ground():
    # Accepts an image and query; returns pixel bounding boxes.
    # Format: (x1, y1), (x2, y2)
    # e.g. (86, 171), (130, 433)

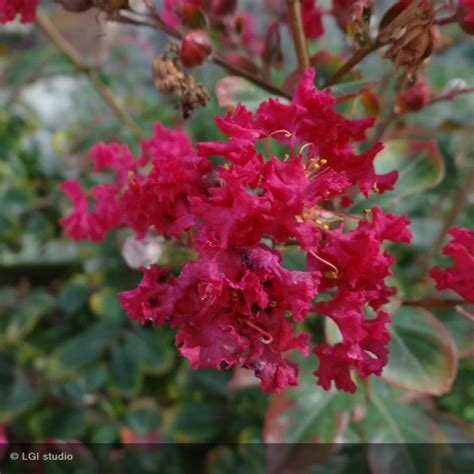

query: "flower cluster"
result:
(430, 227), (474, 303)
(61, 68), (411, 393)
(0, 0), (39, 23)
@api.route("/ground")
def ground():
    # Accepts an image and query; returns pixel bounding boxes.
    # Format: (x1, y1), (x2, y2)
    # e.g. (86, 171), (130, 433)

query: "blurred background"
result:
(0, 0), (473, 472)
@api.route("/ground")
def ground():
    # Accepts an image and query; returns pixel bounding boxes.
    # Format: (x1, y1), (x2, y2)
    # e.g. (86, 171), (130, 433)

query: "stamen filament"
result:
(243, 319), (274, 344)
(309, 250), (339, 276)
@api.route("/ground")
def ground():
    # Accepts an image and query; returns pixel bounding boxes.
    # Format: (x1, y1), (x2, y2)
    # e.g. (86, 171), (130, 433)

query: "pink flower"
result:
(430, 227), (474, 302)
(0, 0), (39, 23)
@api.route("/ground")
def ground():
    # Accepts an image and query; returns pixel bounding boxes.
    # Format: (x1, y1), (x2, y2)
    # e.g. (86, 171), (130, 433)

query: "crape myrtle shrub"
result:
(1, 0), (473, 468)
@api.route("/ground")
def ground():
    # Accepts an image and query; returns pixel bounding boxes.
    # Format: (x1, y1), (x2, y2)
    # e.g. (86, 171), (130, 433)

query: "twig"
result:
(455, 305), (474, 321)
(116, 10), (292, 100)
(372, 86), (474, 142)
(435, 14), (457, 26)
(286, 0), (310, 71)
(371, 108), (397, 144)
(35, 12), (143, 140)
(401, 296), (472, 308)
(418, 146), (474, 278)
(427, 86), (474, 105)
(213, 55), (292, 99)
(323, 42), (379, 88)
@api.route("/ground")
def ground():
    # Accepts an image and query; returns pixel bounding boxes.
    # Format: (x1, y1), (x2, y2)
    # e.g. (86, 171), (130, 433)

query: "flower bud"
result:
(456, 2), (474, 34)
(180, 30), (212, 68)
(55, 0), (93, 12)
(396, 81), (432, 112)
(211, 0), (238, 16)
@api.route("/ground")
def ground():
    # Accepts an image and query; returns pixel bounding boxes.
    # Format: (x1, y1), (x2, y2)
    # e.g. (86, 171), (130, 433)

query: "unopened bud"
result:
(456, 2), (474, 35)
(396, 81), (432, 112)
(211, 0), (237, 16)
(180, 30), (212, 68)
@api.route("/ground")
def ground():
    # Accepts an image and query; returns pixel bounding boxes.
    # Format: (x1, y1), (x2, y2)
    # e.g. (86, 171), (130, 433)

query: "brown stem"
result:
(427, 86), (474, 105)
(116, 10), (291, 100)
(286, 0), (310, 71)
(35, 12), (143, 141)
(418, 158), (474, 278)
(373, 86), (474, 142)
(323, 42), (379, 88)
(212, 55), (291, 99)
(371, 108), (397, 144)
(401, 296), (472, 308)
(435, 14), (458, 26)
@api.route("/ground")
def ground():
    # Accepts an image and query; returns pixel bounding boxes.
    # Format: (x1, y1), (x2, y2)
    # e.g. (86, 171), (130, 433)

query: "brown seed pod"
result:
(152, 48), (210, 118)
(377, 0), (434, 77)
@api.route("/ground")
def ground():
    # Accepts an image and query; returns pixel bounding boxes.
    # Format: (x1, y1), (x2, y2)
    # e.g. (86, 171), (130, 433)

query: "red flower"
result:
(430, 227), (474, 302)
(255, 69), (397, 195)
(63, 68), (411, 393)
(0, 0), (39, 23)
(314, 310), (390, 393)
(59, 180), (123, 241)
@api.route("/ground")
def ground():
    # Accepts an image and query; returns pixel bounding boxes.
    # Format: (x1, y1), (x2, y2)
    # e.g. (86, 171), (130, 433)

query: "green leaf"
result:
(89, 287), (124, 320)
(124, 328), (174, 376)
(5, 290), (54, 343)
(54, 321), (122, 371)
(215, 76), (278, 111)
(263, 357), (359, 472)
(0, 368), (39, 421)
(362, 381), (447, 473)
(436, 309), (474, 358)
(281, 247), (306, 271)
(163, 400), (223, 442)
(123, 399), (161, 437)
(58, 282), (90, 316)
(90, 425), (119, 443)
(368, 139), (445, 208)
(382, 306), (458, 395)
(29, 407), (87, 439)
(109, 342), (142, 398)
